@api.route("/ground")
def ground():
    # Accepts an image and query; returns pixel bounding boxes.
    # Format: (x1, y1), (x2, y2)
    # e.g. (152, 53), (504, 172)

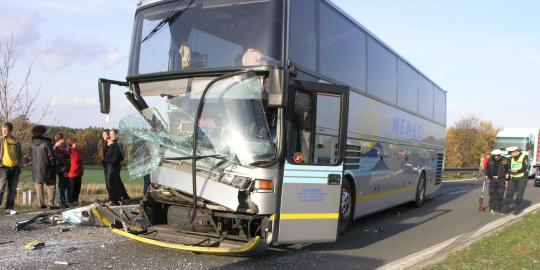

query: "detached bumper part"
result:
(111, 229), (265, 255)
(92, 205), (267, 256)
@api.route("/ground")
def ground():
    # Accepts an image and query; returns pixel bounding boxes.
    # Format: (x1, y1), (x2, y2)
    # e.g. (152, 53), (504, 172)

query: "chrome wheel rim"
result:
(340, 189), (352, 220)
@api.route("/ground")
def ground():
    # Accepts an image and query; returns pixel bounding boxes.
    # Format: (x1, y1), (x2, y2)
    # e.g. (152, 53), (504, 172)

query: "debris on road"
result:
(24, 240), (45, 250)
(14, 210), (62, 231)
(65, 246), (78, 253)
(0, 240), (14, 245)
(54, 261), (70, 265)
(60, 227), (72, 232)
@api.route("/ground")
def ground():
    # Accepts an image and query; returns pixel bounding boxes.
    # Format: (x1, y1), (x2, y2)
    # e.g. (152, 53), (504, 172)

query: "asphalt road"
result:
(1, 180), (539, 270)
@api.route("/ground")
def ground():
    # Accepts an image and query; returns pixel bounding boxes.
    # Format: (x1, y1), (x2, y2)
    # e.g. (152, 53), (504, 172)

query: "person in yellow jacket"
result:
(503, 146), (529, 214)
(0, 122), (23, 215)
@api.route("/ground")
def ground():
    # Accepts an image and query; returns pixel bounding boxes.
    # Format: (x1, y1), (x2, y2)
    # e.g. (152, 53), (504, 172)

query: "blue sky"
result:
(1, 0), (539, 129)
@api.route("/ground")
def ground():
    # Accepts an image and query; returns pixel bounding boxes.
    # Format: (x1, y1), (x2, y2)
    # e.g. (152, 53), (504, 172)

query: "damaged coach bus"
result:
(97, 0), (446, 255)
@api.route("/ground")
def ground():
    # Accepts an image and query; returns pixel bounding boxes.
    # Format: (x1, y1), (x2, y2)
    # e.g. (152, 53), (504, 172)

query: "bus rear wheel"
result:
(339, 180), (353, 235)
(413, 174), (426, 208)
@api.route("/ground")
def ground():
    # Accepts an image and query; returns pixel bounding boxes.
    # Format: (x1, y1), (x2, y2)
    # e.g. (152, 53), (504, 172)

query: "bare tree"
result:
(0, 34), (49, 150)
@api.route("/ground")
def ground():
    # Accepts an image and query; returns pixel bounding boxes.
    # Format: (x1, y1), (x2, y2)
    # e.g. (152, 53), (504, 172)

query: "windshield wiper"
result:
(140, 0), (197, 44)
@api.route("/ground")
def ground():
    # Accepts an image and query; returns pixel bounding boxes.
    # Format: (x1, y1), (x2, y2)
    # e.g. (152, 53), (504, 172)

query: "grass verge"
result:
(426, 211), (540, 270)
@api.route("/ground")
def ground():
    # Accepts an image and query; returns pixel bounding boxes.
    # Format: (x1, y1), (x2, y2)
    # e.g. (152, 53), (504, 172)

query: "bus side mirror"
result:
(98, 78), (129, 114)
(98, 78), (111, 114)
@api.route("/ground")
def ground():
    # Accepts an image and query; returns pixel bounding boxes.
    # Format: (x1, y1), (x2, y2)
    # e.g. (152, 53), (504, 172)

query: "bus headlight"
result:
(231, 176), (251, 189)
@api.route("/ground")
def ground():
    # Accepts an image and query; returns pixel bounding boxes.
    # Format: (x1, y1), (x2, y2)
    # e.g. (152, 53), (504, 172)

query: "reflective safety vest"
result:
(510, 154), (526, 178)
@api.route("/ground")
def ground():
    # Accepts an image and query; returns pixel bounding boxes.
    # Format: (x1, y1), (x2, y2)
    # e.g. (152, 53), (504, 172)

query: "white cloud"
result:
(0, 10), (41, 48)
(50, 95), (98, 107)
(103, 52), (125, 68)
(36, 37), (124, 70)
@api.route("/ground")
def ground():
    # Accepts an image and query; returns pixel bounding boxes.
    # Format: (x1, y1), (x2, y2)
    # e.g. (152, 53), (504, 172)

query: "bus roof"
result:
(134, 0), (446, 94)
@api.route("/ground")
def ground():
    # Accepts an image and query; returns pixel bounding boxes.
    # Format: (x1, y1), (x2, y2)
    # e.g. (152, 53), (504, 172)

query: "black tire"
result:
(339, 179), (354, 235)
(413, 174), (426, 208)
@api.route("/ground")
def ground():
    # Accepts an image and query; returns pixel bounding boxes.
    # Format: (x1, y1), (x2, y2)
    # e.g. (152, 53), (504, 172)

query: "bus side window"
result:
(290, 92), (314, 164)
(289, 91), (342, 165)
(314, 94), (341, 165)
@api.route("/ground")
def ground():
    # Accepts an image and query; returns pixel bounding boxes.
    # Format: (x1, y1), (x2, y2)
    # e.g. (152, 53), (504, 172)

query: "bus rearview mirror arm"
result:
(98, 78), (129, 114)
(267, 68), (285, 107)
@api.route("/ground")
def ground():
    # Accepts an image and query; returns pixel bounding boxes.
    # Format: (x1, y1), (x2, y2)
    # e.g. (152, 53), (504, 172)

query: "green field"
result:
(18, 165), (143, 185)
(427, 211), (540, 270)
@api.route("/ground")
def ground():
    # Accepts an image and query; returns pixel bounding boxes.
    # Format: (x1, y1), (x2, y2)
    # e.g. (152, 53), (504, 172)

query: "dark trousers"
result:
(488, 178), (505, 211)
(0, 167), (20, 210)
(70, 177), (82, 202)
(504, 177), (528, 211)
(107, 165), (129, 203)
(103, 165), (112, 201)
(57, 173), (72, 206)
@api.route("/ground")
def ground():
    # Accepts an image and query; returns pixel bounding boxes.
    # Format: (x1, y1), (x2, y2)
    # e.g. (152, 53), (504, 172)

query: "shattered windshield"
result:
(120, 73), (277, 178)
(129, 0), (283, 75)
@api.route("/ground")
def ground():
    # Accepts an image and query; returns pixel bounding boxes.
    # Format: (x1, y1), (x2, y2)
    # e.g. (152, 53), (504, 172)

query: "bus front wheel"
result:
(339, 180), (354, 235)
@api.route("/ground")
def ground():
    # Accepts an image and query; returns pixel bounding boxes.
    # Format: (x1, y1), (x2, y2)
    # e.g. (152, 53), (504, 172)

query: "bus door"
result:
(277, 80), (348, 243)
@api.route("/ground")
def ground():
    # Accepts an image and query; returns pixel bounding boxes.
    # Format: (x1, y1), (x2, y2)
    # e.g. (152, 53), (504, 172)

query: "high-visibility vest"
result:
(510, 154), (526, 178)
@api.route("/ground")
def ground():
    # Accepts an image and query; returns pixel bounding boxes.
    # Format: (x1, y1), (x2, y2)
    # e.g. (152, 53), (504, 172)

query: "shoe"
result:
(46, 205), (60, 210)
(490, 209), (495, 215)
(121, 198), (131, 205)
(39, 205), (47, 209)
(4, 209), (17, 215)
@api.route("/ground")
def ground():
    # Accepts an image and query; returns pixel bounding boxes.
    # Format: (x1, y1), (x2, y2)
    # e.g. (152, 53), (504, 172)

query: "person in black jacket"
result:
(101, 129), (111, 201)
(30, 125), (57, 209)
(485, 149), (508, 214)
(105, 129), (130, 205)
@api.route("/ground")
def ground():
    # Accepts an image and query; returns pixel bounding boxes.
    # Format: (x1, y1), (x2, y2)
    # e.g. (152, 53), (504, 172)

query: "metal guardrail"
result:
(444, 167), (478, 173)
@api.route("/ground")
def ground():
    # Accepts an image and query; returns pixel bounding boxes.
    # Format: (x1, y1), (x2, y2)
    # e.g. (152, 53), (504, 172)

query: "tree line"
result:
(445, 116), (499, 168)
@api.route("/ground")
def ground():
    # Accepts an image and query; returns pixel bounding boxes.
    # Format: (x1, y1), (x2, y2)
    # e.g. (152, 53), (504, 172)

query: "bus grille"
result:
(435, 153), (444, 185)
(344, 144), (362, 170)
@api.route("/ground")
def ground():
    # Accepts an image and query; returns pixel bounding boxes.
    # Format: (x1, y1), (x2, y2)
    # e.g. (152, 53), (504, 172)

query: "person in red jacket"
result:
(68, 137), (84, 204)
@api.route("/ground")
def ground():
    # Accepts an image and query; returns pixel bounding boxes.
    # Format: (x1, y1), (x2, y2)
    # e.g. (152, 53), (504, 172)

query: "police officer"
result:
(485, 149), (508, 214)
(503, 146), (529, 213)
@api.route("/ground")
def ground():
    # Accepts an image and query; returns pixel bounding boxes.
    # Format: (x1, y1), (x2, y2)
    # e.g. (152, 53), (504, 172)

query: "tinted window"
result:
(289, 91), (342, 165)
(397, 59), (418, 112)
(319, 3), (366, 91)
(418, 75), (434, 118)
(289, 0), (317, 70)
(130, 0), (283, 75)
(434, 87), (446, 124)
(367, 37), (397, 103)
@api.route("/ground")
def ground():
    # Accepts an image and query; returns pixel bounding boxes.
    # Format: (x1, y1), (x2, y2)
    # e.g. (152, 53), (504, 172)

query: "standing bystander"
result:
(68, 137), (84, 204)
(53, 133), (71, 208)
(0, 122), (23, 215)
(30, 125), (57, 209)
(105, 129), (130, 205)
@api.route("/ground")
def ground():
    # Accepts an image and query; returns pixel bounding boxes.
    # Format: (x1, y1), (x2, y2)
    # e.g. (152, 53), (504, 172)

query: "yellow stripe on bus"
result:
(270, 213), (339, 220)
(356, 186), (414, 202)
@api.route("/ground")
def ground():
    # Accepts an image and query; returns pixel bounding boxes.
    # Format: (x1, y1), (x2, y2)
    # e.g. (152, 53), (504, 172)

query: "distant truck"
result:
(495, 128), (540, 178)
